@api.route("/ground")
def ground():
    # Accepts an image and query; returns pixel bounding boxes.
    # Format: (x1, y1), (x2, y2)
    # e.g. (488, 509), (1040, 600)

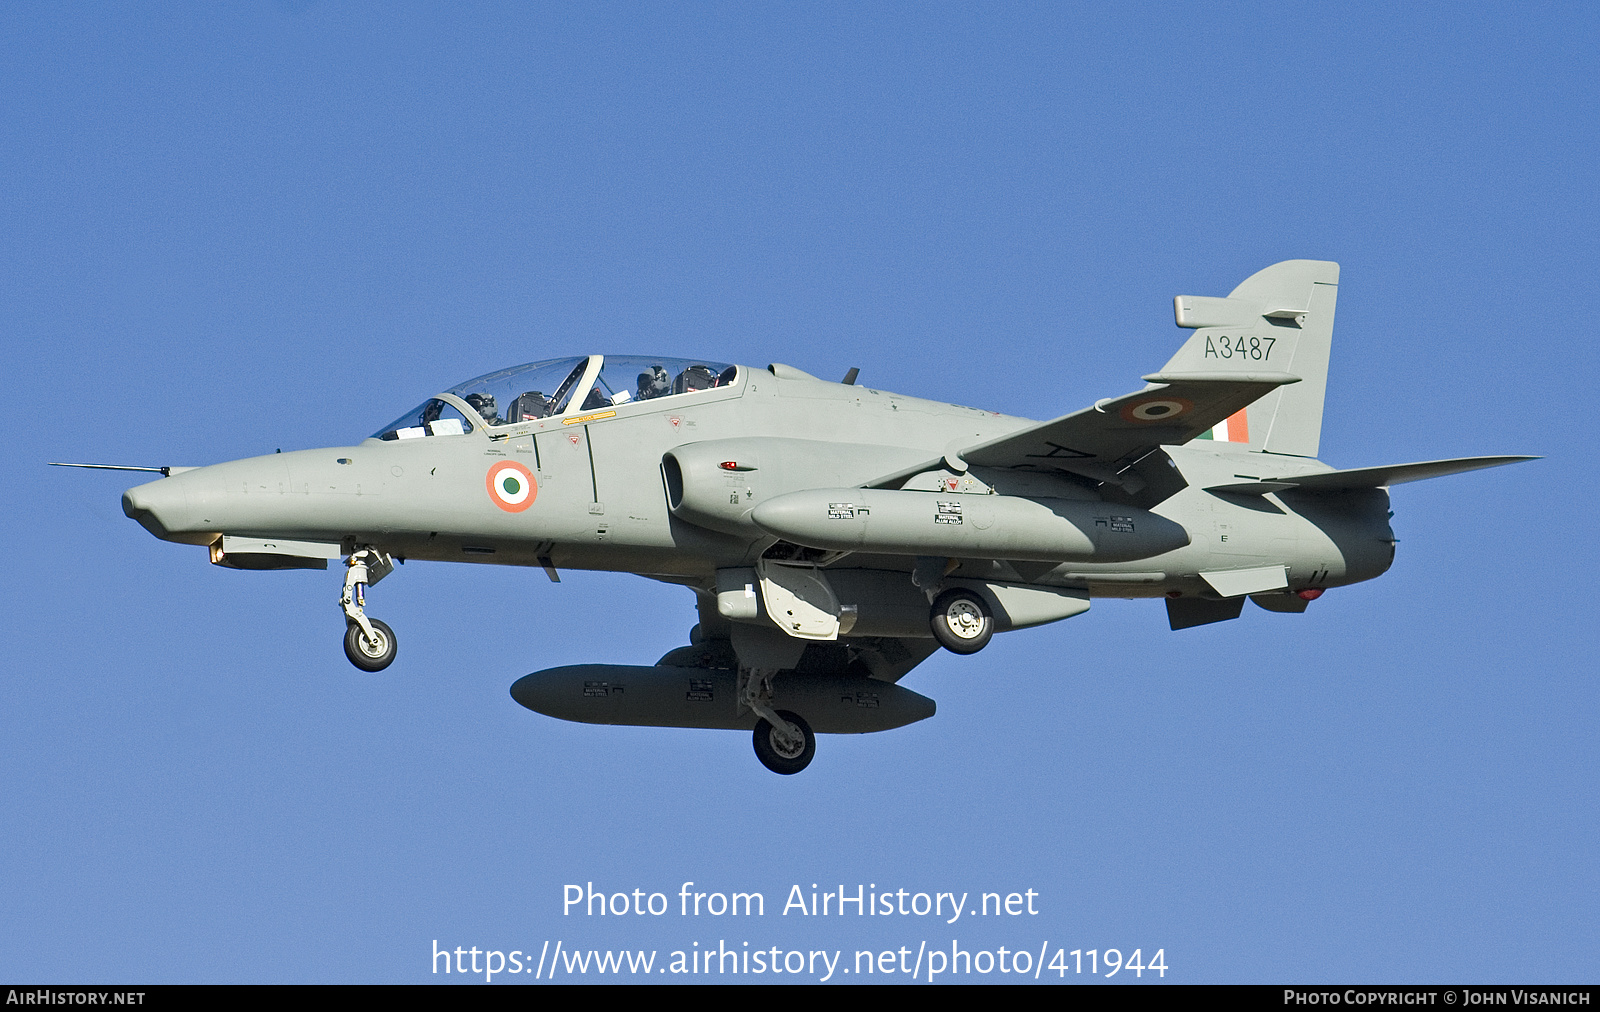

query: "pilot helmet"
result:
(638, 365), (670, 399)
(464, 392), (500, 424)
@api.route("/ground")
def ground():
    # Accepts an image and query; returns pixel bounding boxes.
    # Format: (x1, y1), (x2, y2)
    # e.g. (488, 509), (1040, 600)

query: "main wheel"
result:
(344, 618), (397, 672)
(752, 709), (815, 775)
(930, 588), (993, 654)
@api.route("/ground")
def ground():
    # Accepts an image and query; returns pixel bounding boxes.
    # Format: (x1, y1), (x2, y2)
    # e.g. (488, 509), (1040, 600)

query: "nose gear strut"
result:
(340, 547), (397, 671)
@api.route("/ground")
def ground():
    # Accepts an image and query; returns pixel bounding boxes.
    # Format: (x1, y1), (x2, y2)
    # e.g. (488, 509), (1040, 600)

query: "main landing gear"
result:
(739, 668), (816, 775)
(753, 710), (816, 775)
(913, 558), (994, 655)
(929, 587), (993, 654)
(341, 547), (397, 671)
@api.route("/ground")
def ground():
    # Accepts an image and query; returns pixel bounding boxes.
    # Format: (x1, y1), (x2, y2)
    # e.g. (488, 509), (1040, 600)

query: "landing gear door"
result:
(756, 559), (843, 641)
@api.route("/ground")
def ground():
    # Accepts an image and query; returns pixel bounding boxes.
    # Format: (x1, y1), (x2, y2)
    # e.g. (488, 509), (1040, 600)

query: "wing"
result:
(955, 372), (1299, 488)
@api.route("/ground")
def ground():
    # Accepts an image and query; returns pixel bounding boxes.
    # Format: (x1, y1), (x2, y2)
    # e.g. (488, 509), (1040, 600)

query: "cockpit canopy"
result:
(374, 355), (738, 440)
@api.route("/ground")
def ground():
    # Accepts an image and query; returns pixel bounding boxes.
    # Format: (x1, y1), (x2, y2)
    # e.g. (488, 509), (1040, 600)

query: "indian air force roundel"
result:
(486, 460), (537, 512)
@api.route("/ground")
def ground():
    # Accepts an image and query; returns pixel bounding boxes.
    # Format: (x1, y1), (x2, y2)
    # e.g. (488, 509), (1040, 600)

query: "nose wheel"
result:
(344, 618), (397, 671)
(339, 547), (397, 672)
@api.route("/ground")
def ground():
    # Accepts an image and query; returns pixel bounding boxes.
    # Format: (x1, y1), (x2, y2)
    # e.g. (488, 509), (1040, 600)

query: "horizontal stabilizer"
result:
(1207, 455), (1538, 495)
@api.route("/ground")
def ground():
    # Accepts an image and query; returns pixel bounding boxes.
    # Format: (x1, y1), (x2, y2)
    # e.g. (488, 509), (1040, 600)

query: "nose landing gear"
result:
(340, 547), (397, 671)
(344, 616), (396, 671)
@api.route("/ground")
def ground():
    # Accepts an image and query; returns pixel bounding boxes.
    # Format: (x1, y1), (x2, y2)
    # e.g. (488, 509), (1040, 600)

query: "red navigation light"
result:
(718, 461), (739, 471)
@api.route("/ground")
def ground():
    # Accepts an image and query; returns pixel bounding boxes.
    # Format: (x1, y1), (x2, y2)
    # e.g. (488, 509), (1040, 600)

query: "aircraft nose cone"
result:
(123, 478), (192, 542)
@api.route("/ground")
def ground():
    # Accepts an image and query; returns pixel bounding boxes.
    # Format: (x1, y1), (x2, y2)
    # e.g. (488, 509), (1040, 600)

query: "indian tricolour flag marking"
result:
(1198, 408), (1251, 443)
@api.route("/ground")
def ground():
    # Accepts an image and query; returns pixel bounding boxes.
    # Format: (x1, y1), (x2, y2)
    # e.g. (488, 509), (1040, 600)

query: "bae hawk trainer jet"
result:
(83, 261), (1533, 773)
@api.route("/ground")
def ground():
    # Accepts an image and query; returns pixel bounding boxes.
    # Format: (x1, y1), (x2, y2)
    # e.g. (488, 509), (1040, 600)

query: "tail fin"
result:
(1159, 260), (1339, 457)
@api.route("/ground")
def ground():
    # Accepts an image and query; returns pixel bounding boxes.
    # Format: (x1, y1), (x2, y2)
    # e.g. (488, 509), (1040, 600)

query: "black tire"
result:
(752, 709), (815, 775)
(930, 588), (993, 654)
(344, 618), (397, 672)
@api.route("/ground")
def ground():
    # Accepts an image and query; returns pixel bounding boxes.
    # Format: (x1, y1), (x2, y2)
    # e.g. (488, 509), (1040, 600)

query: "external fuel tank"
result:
(750, 488), (1189, 563)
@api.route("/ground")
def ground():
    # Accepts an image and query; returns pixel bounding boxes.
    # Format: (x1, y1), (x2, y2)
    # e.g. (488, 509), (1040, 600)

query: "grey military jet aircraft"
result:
(84, 260), (1533, 774)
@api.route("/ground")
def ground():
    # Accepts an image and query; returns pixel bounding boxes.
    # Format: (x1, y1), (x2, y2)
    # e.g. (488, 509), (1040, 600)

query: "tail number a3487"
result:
(1203, 334), (1275, 360)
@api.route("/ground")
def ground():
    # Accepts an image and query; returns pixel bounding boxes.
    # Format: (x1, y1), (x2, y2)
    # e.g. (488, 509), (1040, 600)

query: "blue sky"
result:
(3, 2), (1596, 984)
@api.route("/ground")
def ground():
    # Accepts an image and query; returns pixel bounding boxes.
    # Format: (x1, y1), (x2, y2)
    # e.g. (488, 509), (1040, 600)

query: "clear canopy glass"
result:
(372, 398), (476, 442)
(586, 356), (737, 411)
(446, 356), (591, 426)
(372, 355), (737, 440)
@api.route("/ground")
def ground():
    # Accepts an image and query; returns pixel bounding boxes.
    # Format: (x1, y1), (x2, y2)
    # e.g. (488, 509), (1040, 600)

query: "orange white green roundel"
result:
(485, 460), (537, 512)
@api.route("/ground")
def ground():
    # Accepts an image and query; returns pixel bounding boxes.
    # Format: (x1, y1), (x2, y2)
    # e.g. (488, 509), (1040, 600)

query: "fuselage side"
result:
(122, 365), (1395, 601)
